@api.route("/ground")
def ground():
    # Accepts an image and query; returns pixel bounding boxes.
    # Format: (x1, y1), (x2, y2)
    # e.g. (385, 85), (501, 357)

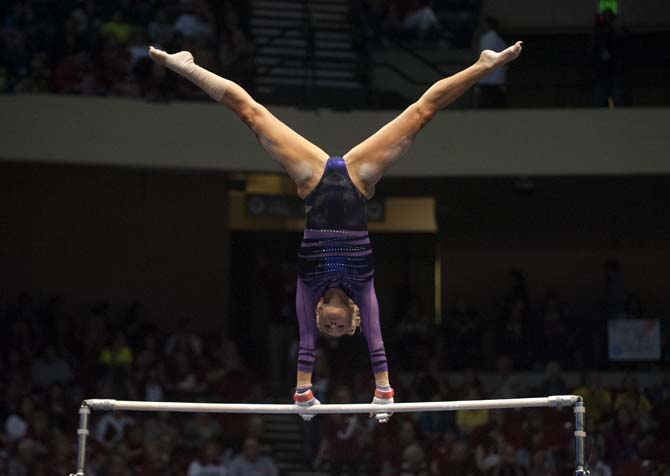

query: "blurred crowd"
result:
(2, 257), (669, 476)
(0, 0), (254, 99)
(351, 0), (480, 49)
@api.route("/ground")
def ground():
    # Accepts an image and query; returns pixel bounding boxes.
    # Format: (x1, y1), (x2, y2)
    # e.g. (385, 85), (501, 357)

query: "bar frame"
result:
(70, 395), (587, 476)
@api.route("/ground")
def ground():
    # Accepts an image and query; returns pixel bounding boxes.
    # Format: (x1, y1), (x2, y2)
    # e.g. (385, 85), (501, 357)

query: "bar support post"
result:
(574, 399), (589, 476)
(70, 403), (90, 476)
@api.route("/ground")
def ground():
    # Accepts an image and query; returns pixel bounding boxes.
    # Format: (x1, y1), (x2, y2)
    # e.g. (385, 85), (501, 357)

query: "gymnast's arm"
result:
(358, 280), (391, 389)
(295, 279), (319, 389)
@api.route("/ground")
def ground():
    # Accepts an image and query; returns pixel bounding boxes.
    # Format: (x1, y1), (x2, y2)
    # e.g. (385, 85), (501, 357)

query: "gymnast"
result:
(148, 40), (522, 422)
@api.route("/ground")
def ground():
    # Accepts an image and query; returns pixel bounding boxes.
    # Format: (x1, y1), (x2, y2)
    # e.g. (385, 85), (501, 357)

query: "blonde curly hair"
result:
(315, 295), (361, 336)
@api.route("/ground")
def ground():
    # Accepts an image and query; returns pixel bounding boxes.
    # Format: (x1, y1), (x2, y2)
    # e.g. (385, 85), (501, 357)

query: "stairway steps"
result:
(257, 37), (352, 50)
(257, 46), (355, 59)
(255, 57), (357, 70)
(267, 67), (356, 79)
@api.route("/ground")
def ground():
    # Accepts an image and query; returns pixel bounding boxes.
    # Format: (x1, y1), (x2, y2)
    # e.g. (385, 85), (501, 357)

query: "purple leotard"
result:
(296, 157), (388, 376)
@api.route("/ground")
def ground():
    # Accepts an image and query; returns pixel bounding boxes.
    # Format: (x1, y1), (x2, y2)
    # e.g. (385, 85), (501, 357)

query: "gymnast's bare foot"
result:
(479, 41), (523, 71)
(148, 46), (195, 74)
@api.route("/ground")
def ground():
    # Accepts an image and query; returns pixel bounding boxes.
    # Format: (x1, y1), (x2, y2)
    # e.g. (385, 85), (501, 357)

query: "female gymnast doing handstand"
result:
(149, 40), (522, 422)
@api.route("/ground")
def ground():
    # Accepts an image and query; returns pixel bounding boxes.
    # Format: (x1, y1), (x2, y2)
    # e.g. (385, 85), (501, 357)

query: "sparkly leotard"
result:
(296, 157), (388, 376)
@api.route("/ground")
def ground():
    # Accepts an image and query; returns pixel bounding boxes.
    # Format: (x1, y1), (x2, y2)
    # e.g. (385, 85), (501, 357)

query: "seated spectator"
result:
(174, 7), (214, 40)
(100, 11), (132, 43)
(491, 443), (528, 476)
(8, 438), (43, 476)
(103, 454), (133, 476)
(187, 440), (228, 476)
(315, 386), (365, 475)
(228, 437), (278, 476)
(614, 373), (653, 414)
(418, 392), (455, 441)
(183, 413), (225, 451)
(4, 396), (33, 443)
(475, 424), (505, 475)
(540, 361), (568, 396)
(573, 371), (613, 422)
(402, 0), (440, 41)
(30, 345), (73, 389)
(489, 355), (527, 399)
(431, 439), (477, 476)
(136, 442), (171, 476)
(148, 9), (175, 47)
(528, 449), (558, 476)
(604, 407), (641, 463)
(99, 331), (134, 397)
(456, 385), (489, 436)
(93, 410), (134, 449)
(401, 442), (428, 476)
(590, 446), (612, 476)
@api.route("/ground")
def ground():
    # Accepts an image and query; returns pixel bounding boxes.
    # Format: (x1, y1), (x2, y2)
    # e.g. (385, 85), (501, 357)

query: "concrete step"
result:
(263, 67), (356, 79)
(257, 46), (356, 59)
(264, 430), (303, 440)
(256, 76), (361, 89)
(253, 0), (347, 11)
(256, 37), (352, 50)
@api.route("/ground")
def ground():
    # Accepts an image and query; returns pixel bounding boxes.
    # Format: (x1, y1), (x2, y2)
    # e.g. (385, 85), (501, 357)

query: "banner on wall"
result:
(608, 319), (661, 361)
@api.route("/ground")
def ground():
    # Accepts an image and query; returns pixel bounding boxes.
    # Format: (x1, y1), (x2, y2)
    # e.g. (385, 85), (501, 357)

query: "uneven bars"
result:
(71, 395), (587, 476)
(84, 395), (579, 414)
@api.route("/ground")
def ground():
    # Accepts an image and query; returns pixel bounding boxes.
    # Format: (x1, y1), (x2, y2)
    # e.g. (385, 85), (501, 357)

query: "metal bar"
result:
(70, 403), (90, 476)
(573, 399), (588, 476)
(84, 395), (579, 414)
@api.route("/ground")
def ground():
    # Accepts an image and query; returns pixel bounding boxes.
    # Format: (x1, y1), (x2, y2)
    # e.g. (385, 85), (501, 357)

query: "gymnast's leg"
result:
(344, 42), (523, 197)
(148, 47), (328, 197)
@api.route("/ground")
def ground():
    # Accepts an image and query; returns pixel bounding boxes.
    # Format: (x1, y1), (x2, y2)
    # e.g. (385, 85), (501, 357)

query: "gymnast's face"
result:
(317, 288), (353, 337)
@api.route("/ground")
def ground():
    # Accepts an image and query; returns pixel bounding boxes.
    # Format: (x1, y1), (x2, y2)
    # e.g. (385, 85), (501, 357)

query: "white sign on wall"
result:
(608, 319), (661, 361)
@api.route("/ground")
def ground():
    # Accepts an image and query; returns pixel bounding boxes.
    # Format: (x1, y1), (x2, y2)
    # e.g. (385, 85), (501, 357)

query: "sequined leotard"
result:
(296, 156), (388, 376)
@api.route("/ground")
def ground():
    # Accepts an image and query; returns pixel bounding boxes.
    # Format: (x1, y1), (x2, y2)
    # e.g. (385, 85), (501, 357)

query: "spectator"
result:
(477, 17), (508, 108)
(315, 386), (365, 475)
(402, 0), (440, 41)
(573, 371), (613, 422)
(30, 345), (73, 389)
(528, 449), (558, 476)
(590, 446), (612, 476)
(492, 443), (528, 476)
(100, 11), (132, 43)
(489, 355), (527, 400)
(183, 413), (224, 451)
(148, 9), (175, 47)
(4, 396), (33, 443)
(401, 442), (428, 476)
(174, 7), (214, 40)
(456, 385), (489, 436)
(540, 361), (568, 396)
(591, 9), (628, 107)
(229, 437), (278, 476)
(8, 438), (42, 476)
(187, 440), (228, 476)
(604, 407), (640, 463)
(614, 373), (653, 414)
(432, 439), (477, 476)
(93, 411), (134, 450)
